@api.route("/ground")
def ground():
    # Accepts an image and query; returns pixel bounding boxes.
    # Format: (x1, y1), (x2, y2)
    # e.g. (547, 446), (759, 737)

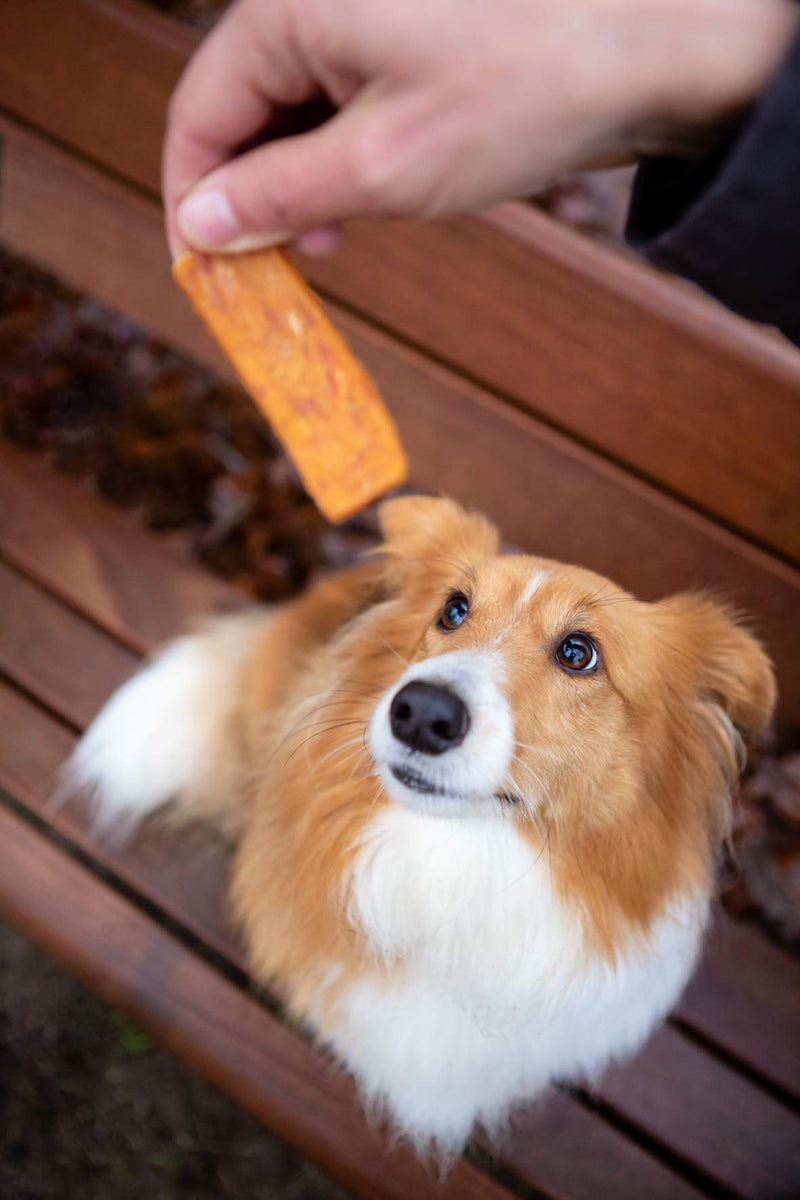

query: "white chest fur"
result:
(326, 806), (708, 1150)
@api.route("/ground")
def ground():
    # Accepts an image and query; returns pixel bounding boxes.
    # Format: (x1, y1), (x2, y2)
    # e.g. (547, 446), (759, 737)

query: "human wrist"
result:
(626, 0), (800, 158)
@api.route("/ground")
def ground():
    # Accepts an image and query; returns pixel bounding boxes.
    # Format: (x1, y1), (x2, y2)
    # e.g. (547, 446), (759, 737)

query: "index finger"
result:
(162, 0), (317, 255)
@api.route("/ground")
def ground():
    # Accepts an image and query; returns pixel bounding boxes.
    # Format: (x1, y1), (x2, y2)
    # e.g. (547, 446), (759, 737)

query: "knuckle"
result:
(348, 127), (404, 210)
(248, 155), (304, 229)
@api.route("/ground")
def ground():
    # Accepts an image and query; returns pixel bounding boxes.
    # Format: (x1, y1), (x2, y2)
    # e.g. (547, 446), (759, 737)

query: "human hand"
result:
(163, 0), (800, 256)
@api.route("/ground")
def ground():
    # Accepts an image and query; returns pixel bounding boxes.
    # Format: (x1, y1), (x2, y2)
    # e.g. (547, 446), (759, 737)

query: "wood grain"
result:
(3, 121), (800, 719)
(679, 916), (800, 1104)
(0, 679), (244, 969)
(1, 0), (798, 557)
(497, 1092), (703, 1200)
(0, 442), (241, 652)
(597, 1025), (800, 1200)
(0, 561), (135, 728)
(0, 0), (185, 188)
(0, 800), (512, 1200)
(305, 208), (800, 562)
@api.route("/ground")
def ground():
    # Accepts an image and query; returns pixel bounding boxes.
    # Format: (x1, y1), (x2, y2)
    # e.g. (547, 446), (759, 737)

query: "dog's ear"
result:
(661, 595), (776, 735)
(377, 496), (499, 581)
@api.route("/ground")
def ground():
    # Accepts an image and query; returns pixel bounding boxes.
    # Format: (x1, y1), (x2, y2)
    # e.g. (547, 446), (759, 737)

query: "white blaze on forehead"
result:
(490, 568), (551, 644)
(522, 568), (551, 605)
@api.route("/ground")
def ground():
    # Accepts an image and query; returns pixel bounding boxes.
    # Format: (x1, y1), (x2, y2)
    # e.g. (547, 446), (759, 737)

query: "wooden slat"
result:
(1, 548), (798, 1197)
(0, 680), (243, 968)
(1, 0), (798, 559)
(0, 443), (240, 652)
(0, 560), (135, 728)
(305, 207), (800, 563)
(678, 916), (800, 1104)
(500, 1093), (703, 1200)
(0, 0), (185, 189)
(597, 1026), (800, 1200)
(0, 800), (512, 1200)
(3, 122), (800, 719)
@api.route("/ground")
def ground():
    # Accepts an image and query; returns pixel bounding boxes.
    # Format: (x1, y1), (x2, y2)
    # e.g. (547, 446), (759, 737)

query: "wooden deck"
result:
(1, 0), (800, 1195)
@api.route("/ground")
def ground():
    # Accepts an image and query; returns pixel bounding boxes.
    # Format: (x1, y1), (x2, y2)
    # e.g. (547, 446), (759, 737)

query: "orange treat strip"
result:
(173, 249), (408, 523)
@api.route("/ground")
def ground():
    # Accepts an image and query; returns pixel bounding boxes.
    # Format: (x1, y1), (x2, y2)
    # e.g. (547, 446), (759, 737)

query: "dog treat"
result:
(173, 249), (408, 523)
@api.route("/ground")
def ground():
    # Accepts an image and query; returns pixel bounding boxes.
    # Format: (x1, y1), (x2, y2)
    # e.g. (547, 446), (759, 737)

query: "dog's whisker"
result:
(283, 720), (367, 767)
(514, 739), (563, 761)
(297, 699), (371, 721)
(497, 817), (553, 894)
(377, 636), (410, 668)
(271, 693), (373, 757)
(304, 687), (380, 702)
(347, 729), (373, 783)
(273, 715), (360, 757)
(313, 735), (367, 773)
(509, 751), (551, 793)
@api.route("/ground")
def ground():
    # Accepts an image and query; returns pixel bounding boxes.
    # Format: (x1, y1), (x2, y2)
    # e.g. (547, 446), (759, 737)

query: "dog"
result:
(69, 495), (775, 1154)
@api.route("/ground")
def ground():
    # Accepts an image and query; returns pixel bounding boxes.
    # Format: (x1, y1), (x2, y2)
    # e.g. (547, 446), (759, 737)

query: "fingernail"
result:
(177, 189), (291, 253)
(177, 189), (241, 248)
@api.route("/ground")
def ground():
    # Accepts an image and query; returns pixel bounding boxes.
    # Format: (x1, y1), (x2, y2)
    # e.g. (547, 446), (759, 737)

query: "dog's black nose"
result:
(389, 681), (470, 755)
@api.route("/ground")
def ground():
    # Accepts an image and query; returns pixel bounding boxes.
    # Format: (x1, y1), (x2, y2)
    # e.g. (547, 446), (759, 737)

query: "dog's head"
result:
(364, 497), (775, 939)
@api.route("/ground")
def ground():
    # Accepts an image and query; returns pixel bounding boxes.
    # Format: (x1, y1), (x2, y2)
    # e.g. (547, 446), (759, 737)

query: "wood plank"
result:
(1, 0), (799, 559)
(0, 679), (243, 968)
(0, 117), (235, 378)
(0, 442), (240, 652)
(305, 208), (800, 563)
(0, 560), (135, 728)
(499, 1093), (704, 1200)
(0, 0), (185, 189)
(677, 916), (800, 1104)
(597, 1025), (800, 1200)
(0, 557), (796, 1197)
(3, 120), (800, 719)
(0, 800), (512, 1200)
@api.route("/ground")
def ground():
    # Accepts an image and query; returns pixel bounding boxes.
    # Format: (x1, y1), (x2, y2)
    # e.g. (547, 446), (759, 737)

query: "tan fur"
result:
(191, 497), (777, 1014)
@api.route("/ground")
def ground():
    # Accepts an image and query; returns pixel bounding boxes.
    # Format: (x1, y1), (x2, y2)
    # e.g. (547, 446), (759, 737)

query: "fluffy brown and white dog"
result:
(70, 496), (775, 1153)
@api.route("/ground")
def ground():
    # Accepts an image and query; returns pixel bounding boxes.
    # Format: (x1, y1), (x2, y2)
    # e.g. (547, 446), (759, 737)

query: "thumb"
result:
(176, 105), (386, 254)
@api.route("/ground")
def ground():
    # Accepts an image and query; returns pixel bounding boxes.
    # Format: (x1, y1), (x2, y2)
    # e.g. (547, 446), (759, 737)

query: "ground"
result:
(0, 921), (346, 1200)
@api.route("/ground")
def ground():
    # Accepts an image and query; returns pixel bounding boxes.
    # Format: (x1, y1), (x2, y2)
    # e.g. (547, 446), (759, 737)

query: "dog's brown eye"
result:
(437, 593), (470, 632)
(556, 634), (598, 673)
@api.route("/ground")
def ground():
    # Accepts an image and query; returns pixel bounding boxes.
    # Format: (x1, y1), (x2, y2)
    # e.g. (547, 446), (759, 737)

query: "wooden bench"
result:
(1, 1), (799, 1195)
(2, 441), (800, 1199)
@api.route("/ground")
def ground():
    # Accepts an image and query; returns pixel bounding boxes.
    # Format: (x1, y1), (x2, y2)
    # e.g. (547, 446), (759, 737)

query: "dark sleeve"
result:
(625, 31), (800, 345)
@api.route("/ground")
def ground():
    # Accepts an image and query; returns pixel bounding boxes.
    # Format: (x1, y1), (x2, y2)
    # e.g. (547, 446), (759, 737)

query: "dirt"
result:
(0, 920), (347, 1200)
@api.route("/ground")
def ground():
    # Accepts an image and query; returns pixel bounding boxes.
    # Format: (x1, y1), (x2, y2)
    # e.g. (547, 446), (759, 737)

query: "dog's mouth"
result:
(389, 764), (520, 806)
(389, 764), (455, 797)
